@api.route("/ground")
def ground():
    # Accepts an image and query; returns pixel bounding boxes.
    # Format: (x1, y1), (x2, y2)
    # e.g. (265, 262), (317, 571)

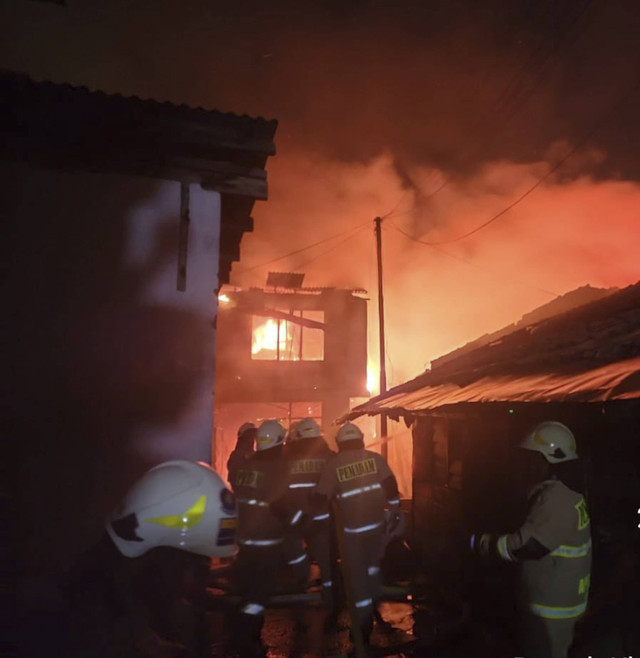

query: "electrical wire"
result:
(389, 74), (640, 246)
(290, 224), (370, 272)
(386, 220), (560, 298)
(233, 218), (371, 277)
(383, 0), (595, 220)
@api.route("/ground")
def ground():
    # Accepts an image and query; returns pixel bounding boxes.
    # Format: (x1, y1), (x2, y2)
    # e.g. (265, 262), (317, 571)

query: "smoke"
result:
(234, 147), (640, 387)
(4, 0), (639, 494)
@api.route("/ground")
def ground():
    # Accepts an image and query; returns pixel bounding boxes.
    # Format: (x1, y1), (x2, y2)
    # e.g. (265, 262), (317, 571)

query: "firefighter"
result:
(232, 419), (304, 656)
(49, 461), (237, 658)
(227, 422), (257, 487)
(282, 418), (335, 600)
(471, 421), (592, 658)
(314, 422), (401, 644)
(285, 420), (300, 443)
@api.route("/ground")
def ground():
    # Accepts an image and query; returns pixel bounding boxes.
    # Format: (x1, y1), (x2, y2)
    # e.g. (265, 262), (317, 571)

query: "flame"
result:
(218, 293), (231, 304)
(251, 318), (280, 355)
(367, 362), (379, 395)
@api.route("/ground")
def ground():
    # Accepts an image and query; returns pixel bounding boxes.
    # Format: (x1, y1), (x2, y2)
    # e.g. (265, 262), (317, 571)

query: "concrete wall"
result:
(5, 162), (221, 580)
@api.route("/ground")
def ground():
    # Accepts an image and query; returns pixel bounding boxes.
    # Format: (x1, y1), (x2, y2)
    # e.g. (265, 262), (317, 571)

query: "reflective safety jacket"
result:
(233, 451), (299, 547)
(496, 479), (592, 620)
(227, 437), (255, 488)
(315, 447), (400, 533)
(284, 438), (335, 519)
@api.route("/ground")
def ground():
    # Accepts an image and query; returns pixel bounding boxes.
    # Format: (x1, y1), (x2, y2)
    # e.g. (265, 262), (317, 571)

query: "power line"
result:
(387, 220), (560, 298)
(234, 218), (371, 276)
(384, 0), (595, 220)
(290, 224), (369, 271)
(390, 74), (640, 246)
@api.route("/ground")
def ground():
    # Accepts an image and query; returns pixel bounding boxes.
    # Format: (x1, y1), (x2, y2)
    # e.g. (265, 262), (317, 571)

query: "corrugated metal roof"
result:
(1, 71), (278, 285)
(1, 71), (277, 157)
(343, 281), (640, 421)
(345, 357), (640, 420)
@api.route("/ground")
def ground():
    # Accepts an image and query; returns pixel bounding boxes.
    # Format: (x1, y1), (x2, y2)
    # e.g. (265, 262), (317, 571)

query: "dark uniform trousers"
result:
(235, 544), (283, 616)
(340, 524), (385, 635)
(282, 440), (335, 593)
(232, 450), (299, 650)
(315, 447), (400, 639)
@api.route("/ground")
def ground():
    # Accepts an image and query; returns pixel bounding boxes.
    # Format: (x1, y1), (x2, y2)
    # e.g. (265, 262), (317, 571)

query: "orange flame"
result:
(367, 362), (379, 395)
(251, 318), (281, 355)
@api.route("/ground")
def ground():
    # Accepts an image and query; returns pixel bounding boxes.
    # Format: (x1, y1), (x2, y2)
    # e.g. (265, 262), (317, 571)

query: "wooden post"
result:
(177, 182), (190, 291)
(374, 217), (388, 459)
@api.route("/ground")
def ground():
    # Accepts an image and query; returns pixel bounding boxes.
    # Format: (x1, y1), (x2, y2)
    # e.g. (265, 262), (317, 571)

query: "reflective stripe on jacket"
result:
(284, 438), (335, 512)
(497, 479), (591, 618)
(315, 448), (397, 529)
(234, 453), (293, 544)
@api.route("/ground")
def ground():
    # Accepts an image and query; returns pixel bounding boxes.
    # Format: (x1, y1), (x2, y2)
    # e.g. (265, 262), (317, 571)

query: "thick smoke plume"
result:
(233, 150), (640, 495)
(235, 148), (640, 387)
(3, 0), (639, 493)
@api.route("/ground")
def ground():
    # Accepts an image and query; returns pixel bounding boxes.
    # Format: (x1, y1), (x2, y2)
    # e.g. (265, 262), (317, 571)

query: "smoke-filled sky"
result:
(3, 0), (640, 385)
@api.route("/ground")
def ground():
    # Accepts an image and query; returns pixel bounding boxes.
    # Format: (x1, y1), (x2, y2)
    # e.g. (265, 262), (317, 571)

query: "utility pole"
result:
(374, 217), (388, 459)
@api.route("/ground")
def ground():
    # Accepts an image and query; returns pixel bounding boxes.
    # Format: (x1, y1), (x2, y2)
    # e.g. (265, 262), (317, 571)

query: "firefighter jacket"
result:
(227, 436), (255, 488)
(233, 450), (300, 547)
(315, 447), (400, 532)
(284, 438), (335, 518)
(495, 478), (592, 620)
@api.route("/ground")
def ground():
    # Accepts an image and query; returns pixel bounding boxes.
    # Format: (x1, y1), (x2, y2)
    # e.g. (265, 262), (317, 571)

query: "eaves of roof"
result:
(1, 71), (278, 285)
(342, 357), (640, 422)
(343, 281), (640, 421)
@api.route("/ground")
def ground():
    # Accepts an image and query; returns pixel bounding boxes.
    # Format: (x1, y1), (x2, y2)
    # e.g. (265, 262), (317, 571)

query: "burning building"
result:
(344, 281), (640, 646)
(214, 273), (368, 475)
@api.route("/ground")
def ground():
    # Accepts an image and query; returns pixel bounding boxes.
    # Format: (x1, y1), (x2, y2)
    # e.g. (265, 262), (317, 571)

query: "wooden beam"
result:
(177, 182), (190, 291)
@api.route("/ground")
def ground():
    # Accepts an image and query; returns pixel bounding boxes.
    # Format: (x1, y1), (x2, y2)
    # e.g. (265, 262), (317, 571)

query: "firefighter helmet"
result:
(106, 460), (237, 559)
(286, 420), (300, 443)
(294, 418), (323, 440)
(335, 422), (364, 444)
(237, 422), (256, 438)
(520, 421), (578, 464)
(256, 419), (286, 451)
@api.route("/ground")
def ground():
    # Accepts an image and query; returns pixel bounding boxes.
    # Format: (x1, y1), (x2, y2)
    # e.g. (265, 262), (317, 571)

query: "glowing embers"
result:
(251, 311), (324, 361)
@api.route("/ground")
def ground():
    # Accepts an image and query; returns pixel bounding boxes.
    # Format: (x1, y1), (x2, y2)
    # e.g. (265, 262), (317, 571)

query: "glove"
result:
(387, 510), (402, 535)
(470, 533), (492, 558)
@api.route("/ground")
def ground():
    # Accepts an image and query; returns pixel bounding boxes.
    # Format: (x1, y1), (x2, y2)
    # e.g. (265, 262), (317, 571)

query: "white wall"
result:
(4, 163), (221, 574)
(125, 182), (222, 463)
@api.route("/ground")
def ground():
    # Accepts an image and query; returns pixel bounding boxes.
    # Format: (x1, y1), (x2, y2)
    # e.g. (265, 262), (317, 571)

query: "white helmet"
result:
(286, 420), (300, 443)
(293, 418), (322, 441)
(520, 421), (578, 464)
(256, 419), (286, 451)
(237, 422), (256, 438)
(106, 461), (237, 559)
(336, 422), (364, 444)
